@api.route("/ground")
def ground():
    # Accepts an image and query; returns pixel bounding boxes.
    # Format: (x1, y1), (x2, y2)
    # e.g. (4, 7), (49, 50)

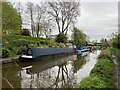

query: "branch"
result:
(62, 19), (71, 33)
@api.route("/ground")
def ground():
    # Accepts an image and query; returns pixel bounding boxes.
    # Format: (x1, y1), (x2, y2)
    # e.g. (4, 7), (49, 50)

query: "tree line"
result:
(10, 2), (80, 38)
(2, 2), (89, 45)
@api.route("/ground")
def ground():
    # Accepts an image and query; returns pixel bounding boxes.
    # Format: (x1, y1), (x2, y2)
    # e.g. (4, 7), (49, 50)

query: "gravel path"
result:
(118, 59), (120, 89)
(112, 52), (120, 89)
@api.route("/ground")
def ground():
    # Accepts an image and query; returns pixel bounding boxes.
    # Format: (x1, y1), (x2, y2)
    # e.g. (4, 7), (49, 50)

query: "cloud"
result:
(76, 2), (118, 41)
(81, 0), (119, 2)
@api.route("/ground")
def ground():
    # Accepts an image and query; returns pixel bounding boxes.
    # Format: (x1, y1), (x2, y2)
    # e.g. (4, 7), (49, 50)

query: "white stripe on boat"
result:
(21, 55), (33, 58)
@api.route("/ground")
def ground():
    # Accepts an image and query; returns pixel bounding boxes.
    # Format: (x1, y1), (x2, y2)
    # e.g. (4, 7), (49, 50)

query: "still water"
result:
(2, 50), (101, 88)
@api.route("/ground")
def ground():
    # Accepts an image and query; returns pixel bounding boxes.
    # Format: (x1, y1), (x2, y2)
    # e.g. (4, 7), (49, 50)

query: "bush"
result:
(55, 33), (67, 43)
(78, 74), (107, 89)
(58, 43), (65, 47)
(91, 58), (114, 77)
(112, 48), (120, 59)
(79, 74), (114, 89)
(16, 46), (27, 55)
(112, 34), (120, 49)
(21, 29), (30, 36)
(2, 48), (10, 58)
(98, 48), (112, 60)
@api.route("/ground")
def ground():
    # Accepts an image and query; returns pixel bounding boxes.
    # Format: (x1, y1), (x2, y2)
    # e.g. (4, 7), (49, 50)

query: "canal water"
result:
(2, 50), (101, 88)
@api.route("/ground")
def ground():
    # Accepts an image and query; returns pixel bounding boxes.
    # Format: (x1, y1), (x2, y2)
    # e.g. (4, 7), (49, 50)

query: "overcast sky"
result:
(76, 1), (118, 42)
(8, 0), (119, 42)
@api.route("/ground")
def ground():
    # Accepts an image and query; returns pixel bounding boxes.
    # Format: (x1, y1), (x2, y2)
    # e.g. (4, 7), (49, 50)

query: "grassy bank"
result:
(2, 35), (65, 58)
(112, 47), (120, 59)
(77, 48), (115, 89)
(112, 34), (120, 59)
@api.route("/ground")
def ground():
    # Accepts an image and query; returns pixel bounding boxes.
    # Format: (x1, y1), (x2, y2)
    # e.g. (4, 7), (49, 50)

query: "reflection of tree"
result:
(20, 54), (92, 88)
(20, 55), (77, 88)
(24, 62), (73, 88)
(72, 57), (86, 73)
(2, 64), (21, 88)
(48, 63), (73, 88)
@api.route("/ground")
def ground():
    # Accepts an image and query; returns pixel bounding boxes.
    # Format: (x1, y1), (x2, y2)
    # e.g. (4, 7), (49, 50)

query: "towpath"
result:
(112, 52), (120, 89)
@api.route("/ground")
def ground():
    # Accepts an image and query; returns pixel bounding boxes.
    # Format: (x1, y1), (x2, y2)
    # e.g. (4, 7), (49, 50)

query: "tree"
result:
(72, 27), (87, 45)
(2, 2), (22, 34)
(35, 4), (42, 37)
(26, 2), (35, 36)
(41, 21), (52, 39)
(12, 2), (23, 16)
(45, 2), (80, 35)
(24, 2), (53, 38)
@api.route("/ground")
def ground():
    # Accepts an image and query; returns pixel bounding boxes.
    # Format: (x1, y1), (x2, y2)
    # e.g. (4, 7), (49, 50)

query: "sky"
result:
(76, 1), (118, 42)
(8, 0), (119, 42)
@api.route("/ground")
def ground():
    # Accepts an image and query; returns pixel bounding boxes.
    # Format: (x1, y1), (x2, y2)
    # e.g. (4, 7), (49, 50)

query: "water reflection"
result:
(2, 50), (101, 88)
(20, 56), (76, 88)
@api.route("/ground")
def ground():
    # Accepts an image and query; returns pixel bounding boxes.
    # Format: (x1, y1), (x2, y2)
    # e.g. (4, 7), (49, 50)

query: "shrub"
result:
(112, 34), (120, 49)
(98, 48), (112, 60)
(2, 48), (10, 58)
(78, 74), (107, 89)
(16, 46), (27, 55)
(91, 58), (114, 77)
(79, 74), (114, 89)
(55, 33), (67, 43)
(58, 43), (65, 47)
(40, 40), (48, 45)
(21, 29), (31, 36)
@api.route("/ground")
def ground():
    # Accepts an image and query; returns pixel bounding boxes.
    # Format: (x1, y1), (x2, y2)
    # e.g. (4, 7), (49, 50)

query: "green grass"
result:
(3, 34), (49, 47)
(3, 35), (48, 45)
(3, 34), (46, 42)
(112, 34), (120, 59)
(77, 48), (115, 89)
(112, 47), (120, 59)
(2, 35), (50, 58)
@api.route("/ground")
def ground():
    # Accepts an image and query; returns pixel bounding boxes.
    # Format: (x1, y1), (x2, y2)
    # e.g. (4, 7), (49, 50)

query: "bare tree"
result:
(11, 2), (23, 16)
(34, 3), (53, 38)
(45, 2), (80, 35)
(41, 20), (52, 39)
(26, 2), (35, 37)
(35, 4), (42, 37)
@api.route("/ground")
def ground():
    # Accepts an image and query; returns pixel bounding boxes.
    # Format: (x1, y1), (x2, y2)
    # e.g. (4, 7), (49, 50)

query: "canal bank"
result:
(2, 53), (72, 64)
(2, 55), (20, 64)
(78, 48), (115, 89)
(2, 50), (100, 88)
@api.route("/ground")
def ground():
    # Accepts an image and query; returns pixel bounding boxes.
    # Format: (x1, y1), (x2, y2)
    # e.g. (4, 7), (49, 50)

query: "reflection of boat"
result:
(19, 47), (73, 60)
(20, 55), (75, 74)
(20, 51), (91, 88)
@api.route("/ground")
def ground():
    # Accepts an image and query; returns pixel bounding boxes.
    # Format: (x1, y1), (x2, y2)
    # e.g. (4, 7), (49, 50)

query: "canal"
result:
(2, 50), (101, 88)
